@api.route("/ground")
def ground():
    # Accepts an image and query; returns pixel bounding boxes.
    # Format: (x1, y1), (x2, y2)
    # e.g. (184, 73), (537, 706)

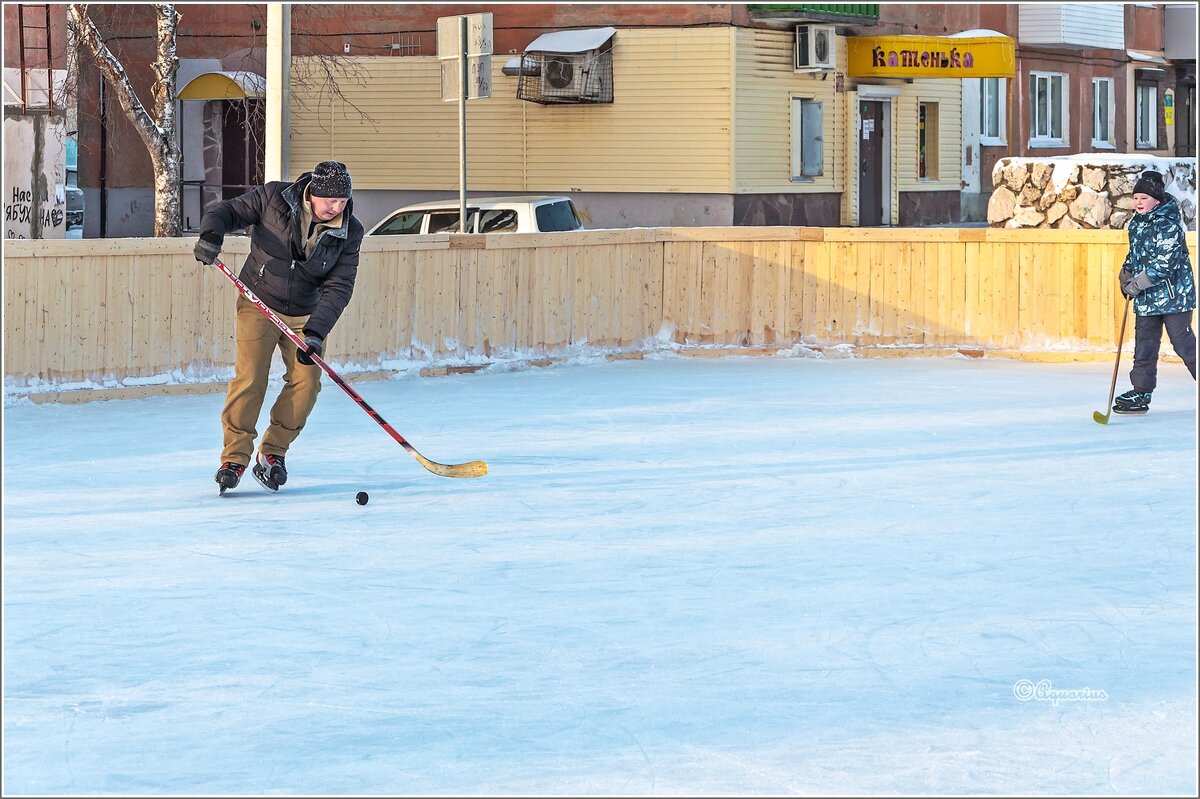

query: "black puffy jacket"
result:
(199, 171), (364, 340)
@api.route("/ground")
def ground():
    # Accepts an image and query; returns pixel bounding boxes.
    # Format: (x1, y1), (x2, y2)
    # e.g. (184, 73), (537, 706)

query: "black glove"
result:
(193, 232), (222, 265)
(297, 334), (324, 366)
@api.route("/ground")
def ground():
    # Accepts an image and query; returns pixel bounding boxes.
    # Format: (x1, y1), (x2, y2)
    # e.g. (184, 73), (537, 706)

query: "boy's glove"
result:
(1121, 269), (1154, 299)
(1118, 268), (1135, 299)
(297, 334), (324, 366)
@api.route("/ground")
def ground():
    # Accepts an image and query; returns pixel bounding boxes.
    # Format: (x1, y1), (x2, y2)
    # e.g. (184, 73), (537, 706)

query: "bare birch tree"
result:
(69, 3), (181, 236)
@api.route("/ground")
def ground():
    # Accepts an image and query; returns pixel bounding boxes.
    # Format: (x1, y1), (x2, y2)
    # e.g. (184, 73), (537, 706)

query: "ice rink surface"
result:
(3, 355), (1197, 795)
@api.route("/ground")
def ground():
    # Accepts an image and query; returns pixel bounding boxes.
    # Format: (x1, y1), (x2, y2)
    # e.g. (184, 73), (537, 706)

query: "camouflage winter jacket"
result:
(1122, 196), (1196, 317)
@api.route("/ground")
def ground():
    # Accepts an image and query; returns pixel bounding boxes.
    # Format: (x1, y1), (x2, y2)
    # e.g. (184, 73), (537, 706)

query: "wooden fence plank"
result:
(4, 258), (29, 376)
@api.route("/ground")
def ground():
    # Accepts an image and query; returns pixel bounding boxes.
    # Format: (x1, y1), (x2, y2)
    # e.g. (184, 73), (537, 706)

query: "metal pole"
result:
(458, 15), (467, 232)
(265, 3), (292, 182)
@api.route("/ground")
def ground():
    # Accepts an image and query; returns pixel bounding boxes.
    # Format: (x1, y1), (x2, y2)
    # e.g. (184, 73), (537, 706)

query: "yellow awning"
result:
(178, 71), (266, 100)
(847, 35), (1015, 79)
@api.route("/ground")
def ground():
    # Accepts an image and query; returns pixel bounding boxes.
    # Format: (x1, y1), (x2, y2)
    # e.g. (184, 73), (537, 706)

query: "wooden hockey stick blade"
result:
(413, 451), (489, 478)
(1092, 410), (1111, 425)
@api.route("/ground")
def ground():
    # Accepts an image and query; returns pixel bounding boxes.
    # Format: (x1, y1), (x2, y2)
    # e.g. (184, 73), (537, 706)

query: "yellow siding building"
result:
(289, 25), (963, 228)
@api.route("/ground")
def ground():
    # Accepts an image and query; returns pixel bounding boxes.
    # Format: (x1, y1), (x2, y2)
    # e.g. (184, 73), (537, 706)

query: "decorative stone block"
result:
(987, 186), (1018, 224)
(1069, 188), (1112, 228)
(1031, 162), (1054, 190)
(1002, 163), (1030, 193)
(1082, 166), (1108, 192)
(1013, 205), (1046, 226)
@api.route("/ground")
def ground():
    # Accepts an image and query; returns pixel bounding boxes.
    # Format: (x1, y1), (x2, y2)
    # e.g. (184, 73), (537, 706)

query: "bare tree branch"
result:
(70, 4), (156, 140)
(289, 54), (379, 136)
(69, 3), (181, 236)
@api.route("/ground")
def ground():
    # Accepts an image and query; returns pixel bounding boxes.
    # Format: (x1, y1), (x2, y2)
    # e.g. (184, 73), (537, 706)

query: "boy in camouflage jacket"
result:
(1114, 170), (1197, 414)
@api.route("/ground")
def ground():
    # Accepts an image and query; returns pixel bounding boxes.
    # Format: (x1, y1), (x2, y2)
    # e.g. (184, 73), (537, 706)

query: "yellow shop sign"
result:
(847, 35), (1015, 78)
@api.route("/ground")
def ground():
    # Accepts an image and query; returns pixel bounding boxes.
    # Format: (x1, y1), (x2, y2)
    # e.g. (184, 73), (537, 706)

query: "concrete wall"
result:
(3, 113), (67, 239)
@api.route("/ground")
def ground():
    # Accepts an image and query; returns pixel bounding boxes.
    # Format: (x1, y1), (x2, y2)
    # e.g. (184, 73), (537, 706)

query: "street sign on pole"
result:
(437, 13), (492, 101)
(436, 13), (493, 231)
(437, 13), (492, 59)
(439, 56), (492, 102)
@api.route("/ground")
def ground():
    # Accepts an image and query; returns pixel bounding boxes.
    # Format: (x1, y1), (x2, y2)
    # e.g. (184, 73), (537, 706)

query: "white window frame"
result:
(1091, 77), (1116, 148)
(1029, 71), (1068, 148)
(980, 77), (1006, 146)
(790, 96), (824, 181)
(1135, 82), (1158, 148)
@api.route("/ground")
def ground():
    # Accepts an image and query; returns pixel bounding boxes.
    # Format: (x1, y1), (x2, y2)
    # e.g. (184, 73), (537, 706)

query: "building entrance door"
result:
(1177, 83), (1195, 157)
(858, 100), (885, 226)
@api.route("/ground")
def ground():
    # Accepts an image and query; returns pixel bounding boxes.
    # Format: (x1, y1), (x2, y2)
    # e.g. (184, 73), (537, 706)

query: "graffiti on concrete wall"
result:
(3, 114), (67, 239)
(5, 186), (35, 237)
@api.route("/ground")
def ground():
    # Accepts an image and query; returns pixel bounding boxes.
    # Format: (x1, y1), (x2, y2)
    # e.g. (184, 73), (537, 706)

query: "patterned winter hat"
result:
(1132, 170), (1167, 201)
(309, 160), (352, 198)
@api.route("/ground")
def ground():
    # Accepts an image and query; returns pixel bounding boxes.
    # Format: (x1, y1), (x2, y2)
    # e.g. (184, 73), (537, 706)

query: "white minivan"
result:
(368, 195), (583, 235)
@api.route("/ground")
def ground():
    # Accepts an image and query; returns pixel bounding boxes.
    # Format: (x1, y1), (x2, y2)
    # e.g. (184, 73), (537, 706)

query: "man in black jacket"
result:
(193, 160), (365, 492)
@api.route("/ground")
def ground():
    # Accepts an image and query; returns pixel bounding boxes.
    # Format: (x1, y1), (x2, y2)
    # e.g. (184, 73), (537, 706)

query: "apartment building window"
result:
(919, 102), (939, 179)
(1136, 81), (1158, 148)
(980, 77), (1006, 144)
(1092, 77), (1115, 148)
(1029, 71), (1067, 146)
(791, 97), (824, 180)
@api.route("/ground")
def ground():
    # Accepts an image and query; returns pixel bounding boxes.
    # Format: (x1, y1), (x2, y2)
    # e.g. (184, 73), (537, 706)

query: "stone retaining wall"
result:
(988, 156), (1197, 231)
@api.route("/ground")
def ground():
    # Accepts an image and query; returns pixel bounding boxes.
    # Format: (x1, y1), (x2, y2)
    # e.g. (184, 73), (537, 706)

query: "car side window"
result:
(479, 209), (519, 233)
(427, 210), (478, 233)
(535, 201), (582, 232)
(375, 212), (423, 235)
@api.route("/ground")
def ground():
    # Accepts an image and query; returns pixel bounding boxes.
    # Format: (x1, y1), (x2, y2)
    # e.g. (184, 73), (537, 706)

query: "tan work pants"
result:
(220, 294), (322, 465)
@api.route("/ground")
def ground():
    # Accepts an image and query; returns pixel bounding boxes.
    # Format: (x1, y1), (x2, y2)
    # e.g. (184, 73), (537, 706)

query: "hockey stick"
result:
(1093, 297), (1131, 425)
(211, 257), (488, 478)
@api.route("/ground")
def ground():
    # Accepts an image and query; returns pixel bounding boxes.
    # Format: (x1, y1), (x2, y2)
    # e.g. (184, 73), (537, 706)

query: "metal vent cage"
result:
(516, 50), (614, 105)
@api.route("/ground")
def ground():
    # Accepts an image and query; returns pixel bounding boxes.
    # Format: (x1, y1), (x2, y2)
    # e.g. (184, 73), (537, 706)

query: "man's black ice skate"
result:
(215, 462), (246, 495)
(252, 452), (287, 492)
(1112, 388), (1152, 415)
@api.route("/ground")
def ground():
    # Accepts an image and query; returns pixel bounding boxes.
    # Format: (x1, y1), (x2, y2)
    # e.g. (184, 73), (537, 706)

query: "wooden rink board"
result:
(4, 227), (1195, 401)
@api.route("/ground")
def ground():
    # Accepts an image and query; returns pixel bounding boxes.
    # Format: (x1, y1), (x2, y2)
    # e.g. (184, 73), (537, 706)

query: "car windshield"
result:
(535, 200), (582, 232)
(374, 212), (423, 235)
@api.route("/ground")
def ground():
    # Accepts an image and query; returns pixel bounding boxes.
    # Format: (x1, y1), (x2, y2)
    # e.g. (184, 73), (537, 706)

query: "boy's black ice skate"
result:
(1112, 389), (1152, 415)
(215, 462), (246, 495)
(252, 452), (287, 492)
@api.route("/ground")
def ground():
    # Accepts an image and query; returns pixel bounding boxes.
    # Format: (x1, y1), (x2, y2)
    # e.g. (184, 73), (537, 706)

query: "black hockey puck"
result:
(356, 491), (369, 505)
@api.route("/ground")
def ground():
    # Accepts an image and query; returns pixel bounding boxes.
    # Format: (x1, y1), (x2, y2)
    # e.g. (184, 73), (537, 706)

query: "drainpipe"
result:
(99, 76), (107, 236)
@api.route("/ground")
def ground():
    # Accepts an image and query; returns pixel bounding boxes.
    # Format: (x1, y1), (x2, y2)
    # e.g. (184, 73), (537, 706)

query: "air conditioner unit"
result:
(795, 24), (836, 72)
(540, 53), (604, 101)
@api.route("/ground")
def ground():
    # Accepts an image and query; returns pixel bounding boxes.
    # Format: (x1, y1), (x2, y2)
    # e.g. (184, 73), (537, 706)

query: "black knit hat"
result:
(1132, 170), (1167, 201)
(309, 160), (352, 198)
